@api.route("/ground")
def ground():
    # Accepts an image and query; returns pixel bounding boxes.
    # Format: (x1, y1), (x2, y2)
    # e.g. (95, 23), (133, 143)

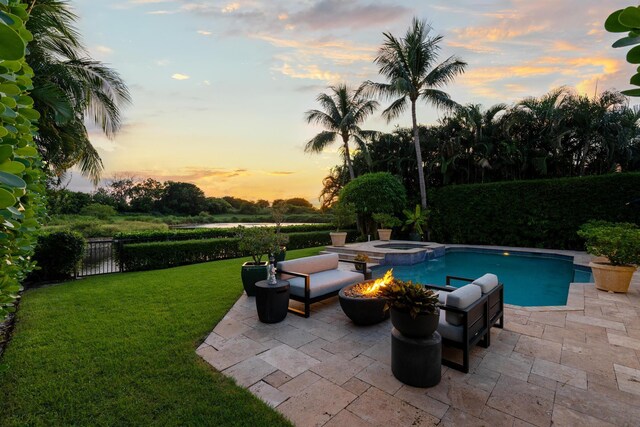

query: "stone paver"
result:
(196, 269), (640, 426)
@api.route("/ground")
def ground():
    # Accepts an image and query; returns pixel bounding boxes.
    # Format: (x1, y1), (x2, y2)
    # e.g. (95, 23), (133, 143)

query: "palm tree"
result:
(27, 0), (131, 183)
(367, 18), (467, 208)
(304, 83), (378, 180)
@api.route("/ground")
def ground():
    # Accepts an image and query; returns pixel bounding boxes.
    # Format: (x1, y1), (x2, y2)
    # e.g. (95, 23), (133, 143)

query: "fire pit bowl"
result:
(339, 280), (390, 326)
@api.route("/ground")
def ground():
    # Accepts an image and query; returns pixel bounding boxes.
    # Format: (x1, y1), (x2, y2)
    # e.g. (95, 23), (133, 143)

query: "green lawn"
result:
(0, 247), (323, 426)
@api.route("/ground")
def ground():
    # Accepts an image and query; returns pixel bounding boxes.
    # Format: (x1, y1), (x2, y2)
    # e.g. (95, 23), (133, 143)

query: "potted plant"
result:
(372, 213), (402, 241)
(380, 279), (440, 338)
(353, 253), (370, 271)
(238, 227), (276, 296)
(403, 205), (428, 242)
(330, 201), (356, 247)
(578, 221), (640, 293)
(271, 232), (289, 263)
(271, 202), (289, 262)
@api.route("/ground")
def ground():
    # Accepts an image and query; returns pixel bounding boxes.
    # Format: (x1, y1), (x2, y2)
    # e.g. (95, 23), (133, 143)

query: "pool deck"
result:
(198, 249), (640, 426)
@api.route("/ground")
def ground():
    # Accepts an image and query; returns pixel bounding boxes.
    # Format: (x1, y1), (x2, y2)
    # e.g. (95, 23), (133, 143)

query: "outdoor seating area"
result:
(198, 269), (640, 426)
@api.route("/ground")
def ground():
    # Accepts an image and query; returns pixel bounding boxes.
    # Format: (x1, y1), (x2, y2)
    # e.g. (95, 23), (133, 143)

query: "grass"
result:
(0, 246), (323, 426)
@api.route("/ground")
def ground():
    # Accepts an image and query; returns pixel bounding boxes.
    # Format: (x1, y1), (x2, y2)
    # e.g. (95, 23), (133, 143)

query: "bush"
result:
(237, 227), (275, 264)
(429, 173), (640, 249)
(30, 232), (86, 282)
(117, 238), (243, 272)
(578, 221), (640, 266)
(80, 203), (117, 219)
(116, 229), (358, 272)
(340, 172), (407, 235)
(114, 224), (335, 243)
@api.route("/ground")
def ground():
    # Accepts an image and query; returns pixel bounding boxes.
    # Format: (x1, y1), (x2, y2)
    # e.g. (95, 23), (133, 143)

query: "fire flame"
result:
(361, 269), (394, 295)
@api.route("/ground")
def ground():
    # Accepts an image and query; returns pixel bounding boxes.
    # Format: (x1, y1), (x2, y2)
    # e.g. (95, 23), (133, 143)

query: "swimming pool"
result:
(372, 249), (592, 306)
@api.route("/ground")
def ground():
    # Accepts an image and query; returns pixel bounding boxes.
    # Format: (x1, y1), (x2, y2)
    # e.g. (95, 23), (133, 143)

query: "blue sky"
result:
(69, 0), (634, 203)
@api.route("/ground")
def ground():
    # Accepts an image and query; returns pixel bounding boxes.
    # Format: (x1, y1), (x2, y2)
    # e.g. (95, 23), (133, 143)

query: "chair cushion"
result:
(277, 253), (340, 280)
(288, 269), (364, 299)
(436, 291), (447, 305)
(445, 284), (482, 326)
(438, 310), (463, 342)
(472, 273), (499, 294)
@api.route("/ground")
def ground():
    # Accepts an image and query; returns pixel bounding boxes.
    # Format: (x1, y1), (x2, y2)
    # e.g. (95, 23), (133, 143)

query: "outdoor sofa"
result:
(277, 253), (366, 318)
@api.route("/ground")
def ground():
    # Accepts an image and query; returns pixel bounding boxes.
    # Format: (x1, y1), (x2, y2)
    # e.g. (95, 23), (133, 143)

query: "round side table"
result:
(255, 279), (290, 323)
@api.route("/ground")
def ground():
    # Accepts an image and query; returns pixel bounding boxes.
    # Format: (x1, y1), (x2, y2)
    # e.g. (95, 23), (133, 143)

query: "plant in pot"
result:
(271, 202), (289, 262)
(238, 226), (277, 296)
(403, 205), (428, 242)
(578, 221), (640, 293)
(372, 213), (402, 241)
(330, 201), (356, 247)
(271, 231), (289, 264)
(354, 253), (370, 271)
(380, 279), (440, 338)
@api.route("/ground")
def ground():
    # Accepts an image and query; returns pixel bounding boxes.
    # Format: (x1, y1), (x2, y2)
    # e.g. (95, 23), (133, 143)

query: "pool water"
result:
(372, 249), (592, 307)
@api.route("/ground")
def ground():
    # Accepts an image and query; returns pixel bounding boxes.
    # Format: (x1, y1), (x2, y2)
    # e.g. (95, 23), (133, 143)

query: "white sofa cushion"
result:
(472, 273), (499, 294)
(288, 269), (363, 298)
(277, 253), (339, 280)
(438, 310), (463, 342)
(436, 291), (447, 305)
(445, 284), (482, 326)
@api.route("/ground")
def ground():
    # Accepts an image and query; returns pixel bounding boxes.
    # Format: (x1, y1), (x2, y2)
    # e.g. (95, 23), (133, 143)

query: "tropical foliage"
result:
(578, 221), (640, 266)
(27, 0), (130, 182)
(0, 0), (45, 319)
(366, 17), (467, 209)
(304, 83), (378, 180)
(322, 88), (640, 205)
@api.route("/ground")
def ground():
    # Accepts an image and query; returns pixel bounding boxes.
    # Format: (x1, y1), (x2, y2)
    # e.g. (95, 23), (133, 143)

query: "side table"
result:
(255, 279), (290, 323)
(391, 328), (441, 387)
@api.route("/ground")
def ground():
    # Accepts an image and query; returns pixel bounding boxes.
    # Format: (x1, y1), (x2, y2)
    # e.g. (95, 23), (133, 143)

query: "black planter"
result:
(339, 283), (389, 326)
(390, 306), (439, 338)
(391, 328), (441, 387)
(241, 262), (268, 296)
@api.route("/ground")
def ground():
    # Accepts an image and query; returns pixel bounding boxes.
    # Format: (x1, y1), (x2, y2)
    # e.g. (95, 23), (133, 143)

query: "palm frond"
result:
(382, 96), (409, 123)
(304, 131), (337, 153)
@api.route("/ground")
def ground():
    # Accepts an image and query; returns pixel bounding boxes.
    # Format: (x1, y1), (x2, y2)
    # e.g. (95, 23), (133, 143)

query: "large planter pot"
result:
(339, 282), (390, 325)
(390, 306), (439, 338)
(330, 232), (347, 247)
(589, 261), (637, 293)
(378, 229), (392, 241)
(241, 262), (268, 296)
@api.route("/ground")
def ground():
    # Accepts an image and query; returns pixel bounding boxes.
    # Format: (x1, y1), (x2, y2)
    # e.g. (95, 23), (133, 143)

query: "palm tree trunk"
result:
(342, 135), (355, 180)
(411, 100), (427, 209)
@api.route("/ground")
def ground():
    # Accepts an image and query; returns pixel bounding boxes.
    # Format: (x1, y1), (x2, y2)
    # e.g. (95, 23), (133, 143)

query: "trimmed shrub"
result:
(578, 221), (640, 266)
(117, 229), (358, 272)
(429, 173), (640, 249)
(30, 232), (85, 282)
(117, 238), (243, 272)
(114, 224), (335, 244)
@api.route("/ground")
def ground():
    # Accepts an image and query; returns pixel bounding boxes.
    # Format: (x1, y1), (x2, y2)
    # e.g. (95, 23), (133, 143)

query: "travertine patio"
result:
(197, 271), (640, 427)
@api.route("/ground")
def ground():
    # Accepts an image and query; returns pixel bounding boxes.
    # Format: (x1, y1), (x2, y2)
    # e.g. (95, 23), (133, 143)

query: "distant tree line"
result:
(320, 88), (640, 208)
(47, 178), (318, 217)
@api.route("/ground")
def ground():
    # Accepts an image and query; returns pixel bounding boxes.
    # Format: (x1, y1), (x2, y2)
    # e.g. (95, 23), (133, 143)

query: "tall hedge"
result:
(0, 2), (45, 319)
(429, 173), (640, 250)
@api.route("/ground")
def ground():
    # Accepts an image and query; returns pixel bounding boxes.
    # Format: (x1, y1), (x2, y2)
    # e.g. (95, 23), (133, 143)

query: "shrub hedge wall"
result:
(117, 229), (357, 272)
(29, 232), (86, 282)
(429, 173), (640, 250)
(114, 223), (334, 243)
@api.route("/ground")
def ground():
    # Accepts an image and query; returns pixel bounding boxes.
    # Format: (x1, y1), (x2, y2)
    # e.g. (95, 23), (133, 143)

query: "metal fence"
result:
(78, 239), (121, 277)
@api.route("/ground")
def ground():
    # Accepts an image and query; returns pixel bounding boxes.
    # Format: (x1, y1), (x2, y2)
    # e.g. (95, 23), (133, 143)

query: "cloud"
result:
(147, 10), (177, 15)
(171, 73), (190, 80)
(129, 0), (174, 4)
(221, 2), (240, 13)
(197, 30), (212, 36)
(268, 171), (295, 176)
(94, 45), (114, 55)
(272, 60), (341, 82)
(290, 0), (410, 31)
(156, 59), (170, 66)
(203, 80), (211, 86)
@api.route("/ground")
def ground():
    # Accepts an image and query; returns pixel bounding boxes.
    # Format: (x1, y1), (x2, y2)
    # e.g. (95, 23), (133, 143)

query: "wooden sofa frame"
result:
(277, 260), (367, 318)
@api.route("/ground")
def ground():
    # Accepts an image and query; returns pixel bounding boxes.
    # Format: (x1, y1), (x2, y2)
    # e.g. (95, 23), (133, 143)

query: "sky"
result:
(68, 0), (635, 204)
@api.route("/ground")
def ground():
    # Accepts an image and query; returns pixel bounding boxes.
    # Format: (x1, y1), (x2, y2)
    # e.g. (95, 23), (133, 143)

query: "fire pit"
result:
(338, 270), (393, 325)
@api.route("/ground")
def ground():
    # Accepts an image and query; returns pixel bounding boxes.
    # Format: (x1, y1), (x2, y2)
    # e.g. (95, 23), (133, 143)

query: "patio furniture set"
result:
(251, 253), (504, 385)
